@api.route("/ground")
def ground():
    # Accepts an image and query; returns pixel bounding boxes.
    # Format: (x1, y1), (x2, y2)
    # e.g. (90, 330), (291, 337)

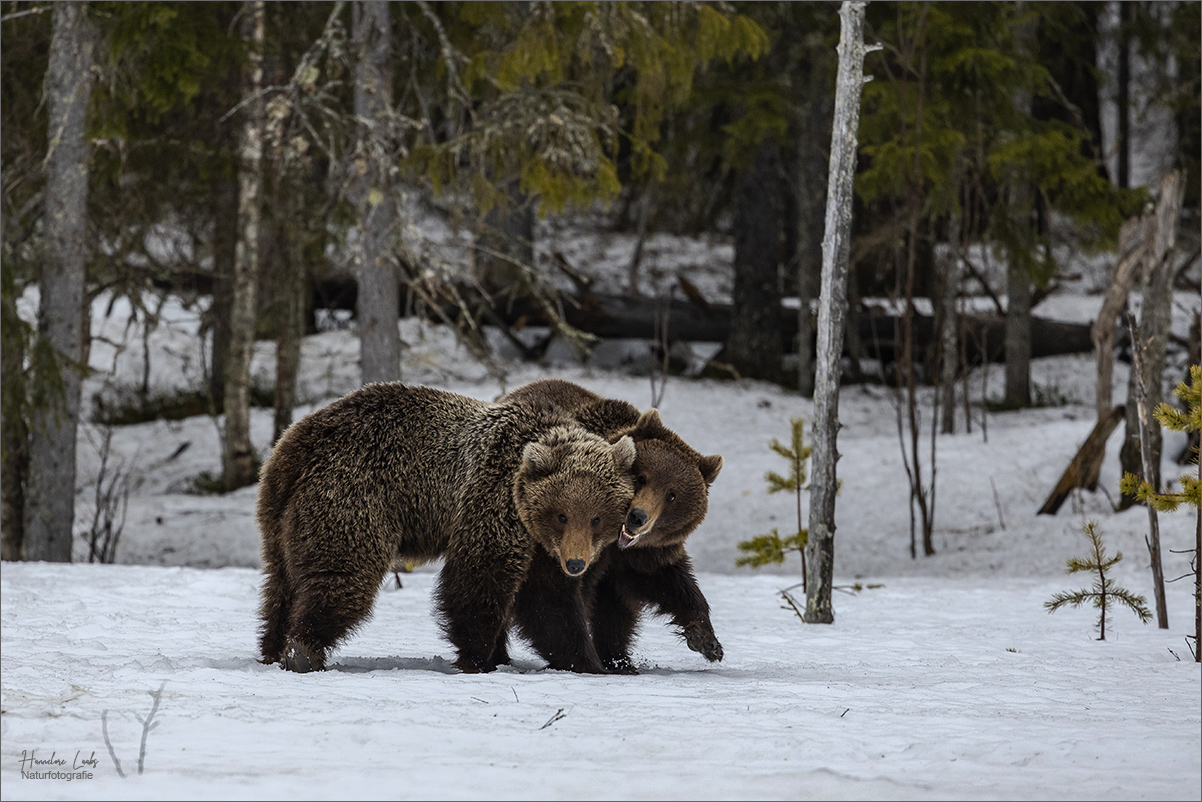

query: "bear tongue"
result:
(618, 526), (641, 549)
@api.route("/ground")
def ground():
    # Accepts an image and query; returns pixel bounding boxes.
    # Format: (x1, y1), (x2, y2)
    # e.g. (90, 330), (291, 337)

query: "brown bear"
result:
(256, 381), (636, 674)
(498, 379), (724, 673)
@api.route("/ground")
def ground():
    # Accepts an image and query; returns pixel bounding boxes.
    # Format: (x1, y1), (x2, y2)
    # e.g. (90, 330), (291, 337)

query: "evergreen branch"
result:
(1110, 588), (1153, 623)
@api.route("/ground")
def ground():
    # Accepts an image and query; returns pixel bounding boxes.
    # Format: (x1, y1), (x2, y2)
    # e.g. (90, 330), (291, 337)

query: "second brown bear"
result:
(256, 382), (637, 674)
(499, 379), (724, 673)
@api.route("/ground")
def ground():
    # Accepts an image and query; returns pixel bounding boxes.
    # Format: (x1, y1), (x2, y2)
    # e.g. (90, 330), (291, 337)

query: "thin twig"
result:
(101, 711), (126, 779)
(539, 708), (566, 730)
(989, 476), (1006, 531)
(134, 682), (166, 775)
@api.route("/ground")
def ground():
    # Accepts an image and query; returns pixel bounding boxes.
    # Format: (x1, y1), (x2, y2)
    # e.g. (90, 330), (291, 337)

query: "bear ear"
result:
(611, 435), (637, 473)
(629, 408), (666, 440)
(699, 454), (723, 485)
(521, 441), (558, 479)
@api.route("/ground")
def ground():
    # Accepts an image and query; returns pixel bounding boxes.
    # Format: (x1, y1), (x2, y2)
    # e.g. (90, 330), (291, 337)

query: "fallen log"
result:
(1037, 404), (1126, 515)
(306, 276), (1097, 363)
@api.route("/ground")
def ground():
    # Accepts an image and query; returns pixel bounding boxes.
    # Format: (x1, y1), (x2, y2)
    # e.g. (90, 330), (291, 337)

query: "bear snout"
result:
(565, 558), (586, 575)
(626, 508), (648, 530)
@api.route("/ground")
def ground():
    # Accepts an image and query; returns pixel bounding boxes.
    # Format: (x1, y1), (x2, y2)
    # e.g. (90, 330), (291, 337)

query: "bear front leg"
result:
(435, 542), (530, 674)
(512, 548), (606, 674)
(616, 552), (723, 662)
(589, 571), (641, 674)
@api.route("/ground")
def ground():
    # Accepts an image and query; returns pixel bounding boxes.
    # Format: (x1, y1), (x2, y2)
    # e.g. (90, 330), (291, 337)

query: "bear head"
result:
(615, 409), (723, 551)
(515, 426), (637, 577)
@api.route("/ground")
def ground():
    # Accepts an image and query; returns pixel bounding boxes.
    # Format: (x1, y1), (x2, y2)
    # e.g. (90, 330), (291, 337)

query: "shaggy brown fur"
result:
(498, 379), (724, 673)
(256, 382), (636, 674)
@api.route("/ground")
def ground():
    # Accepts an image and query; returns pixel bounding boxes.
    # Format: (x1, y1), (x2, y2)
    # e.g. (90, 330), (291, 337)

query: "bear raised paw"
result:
(499, 379), (724, 673)
(256, 382), (636, 674)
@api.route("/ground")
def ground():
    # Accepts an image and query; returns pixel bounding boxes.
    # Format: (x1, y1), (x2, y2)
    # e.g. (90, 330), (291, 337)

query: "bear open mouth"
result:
(618, 525), (643, 549)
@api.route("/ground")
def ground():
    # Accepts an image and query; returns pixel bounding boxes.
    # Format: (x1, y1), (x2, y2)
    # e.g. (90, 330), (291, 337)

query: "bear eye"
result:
(666, 492), (676, 503)
(558, 513), (568, 524)
(591, 516), (600, 527)
(636, 475), (647, 487)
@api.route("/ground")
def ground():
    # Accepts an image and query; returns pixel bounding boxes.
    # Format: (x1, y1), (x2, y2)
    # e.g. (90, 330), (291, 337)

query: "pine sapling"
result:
(737, 417), (811, 591)
(1120, 364), (1200, 660)
(1046, 520), (1152, 640)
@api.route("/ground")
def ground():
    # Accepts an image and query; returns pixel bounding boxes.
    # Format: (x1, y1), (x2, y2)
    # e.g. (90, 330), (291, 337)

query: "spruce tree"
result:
(737, 418), (811, 591)
(1045, 520), (1152, 641)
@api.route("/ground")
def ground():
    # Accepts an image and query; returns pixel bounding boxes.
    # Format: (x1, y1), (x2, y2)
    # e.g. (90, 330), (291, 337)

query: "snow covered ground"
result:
(2, 271), (1200, 799)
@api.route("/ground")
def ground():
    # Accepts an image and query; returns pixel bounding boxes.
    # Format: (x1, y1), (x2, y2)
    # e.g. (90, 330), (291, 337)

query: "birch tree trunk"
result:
(805, 0), (873, 624)
(353, 0), (400, 386)
(24, 2), (95, 562)
(222, 0), (264, 492)
(1120, 170), (1184, 505)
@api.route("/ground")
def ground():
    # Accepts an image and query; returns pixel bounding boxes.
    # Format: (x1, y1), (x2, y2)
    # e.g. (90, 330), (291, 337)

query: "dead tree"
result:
(1125, 311), (1170, 630)
(1092, 211), (1152, 421)
(804, 0), (876, 624)
(1119, 171), (1184, 506)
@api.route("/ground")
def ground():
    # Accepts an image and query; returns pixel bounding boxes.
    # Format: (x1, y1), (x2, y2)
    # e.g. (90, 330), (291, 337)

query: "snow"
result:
(3, 262), (1200, 799)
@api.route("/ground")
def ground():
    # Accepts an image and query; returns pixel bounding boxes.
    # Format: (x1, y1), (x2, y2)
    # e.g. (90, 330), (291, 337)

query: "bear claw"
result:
(283, 645), (312, 673)
(684, 623), (724, 662)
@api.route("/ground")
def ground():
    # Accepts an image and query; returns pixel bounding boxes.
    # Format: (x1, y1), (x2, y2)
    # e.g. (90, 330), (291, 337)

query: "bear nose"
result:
(565, 559), (586, 576)
(626, 508), (647, 530)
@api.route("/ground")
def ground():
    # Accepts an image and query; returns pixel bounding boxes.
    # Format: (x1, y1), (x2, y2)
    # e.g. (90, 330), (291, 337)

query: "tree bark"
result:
(272, 182), (306, 443)
(1117, 1), (1131, 189)
(937, 217), (960, 434)
(1, 269), (29, 561)
(726, 137), (785, 382)
(223, 0), (265, 492)
(208, 173), (238, 410)
(24, 2), (95, 562)
(1120, 171), (1184, 505)
(805, 0), (872, 624)
(1003, 8), (1037, 409)
(353, 0), (400, 386)
(1125, 311), (1169, 630)
(1092, 212), (1150, 421)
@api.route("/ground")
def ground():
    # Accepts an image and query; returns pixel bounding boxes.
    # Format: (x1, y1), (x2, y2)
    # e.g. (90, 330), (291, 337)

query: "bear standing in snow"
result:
(499, 379), (724, 673)
(256, 382), (636, 674)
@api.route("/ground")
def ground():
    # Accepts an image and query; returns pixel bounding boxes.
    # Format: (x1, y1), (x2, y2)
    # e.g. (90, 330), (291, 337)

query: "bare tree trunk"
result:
(1092, 212), (1150, 420)
(273, 183), (306, 443)
(223, 0), (265, 492)
(208, 174), (238, 410)
(938, 214), (960, 434)
(1120, 171), (1184, 506)
(726, 137), (785, 383)
(353, 0), (400, 386)
(1003, 252), (1032, 407)
(24, 2), (95, 562)
(805, 0), (873, 624)
(1003, 9), (1037, 409)
(1117, 1), (1131, 189)
(1, 266), (28, 561)
(1125, 311), (1169, 629)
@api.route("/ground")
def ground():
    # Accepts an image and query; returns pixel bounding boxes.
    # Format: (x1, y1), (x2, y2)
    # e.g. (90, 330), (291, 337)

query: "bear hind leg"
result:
(258, 534), (292, 666)
(283, 566), (385, 673)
